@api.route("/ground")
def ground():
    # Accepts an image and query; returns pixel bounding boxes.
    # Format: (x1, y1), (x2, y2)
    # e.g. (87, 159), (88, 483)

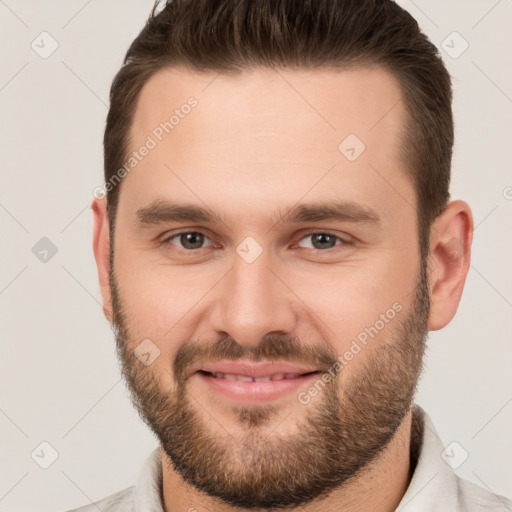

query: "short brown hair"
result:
(104, 0), (453, 260)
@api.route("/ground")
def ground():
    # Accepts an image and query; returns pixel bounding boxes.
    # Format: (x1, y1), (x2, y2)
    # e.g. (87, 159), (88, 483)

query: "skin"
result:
(92, 65), (473, 511)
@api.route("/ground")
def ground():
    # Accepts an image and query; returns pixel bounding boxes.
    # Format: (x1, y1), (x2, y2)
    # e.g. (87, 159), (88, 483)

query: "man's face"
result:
(108, 66), (430, 508)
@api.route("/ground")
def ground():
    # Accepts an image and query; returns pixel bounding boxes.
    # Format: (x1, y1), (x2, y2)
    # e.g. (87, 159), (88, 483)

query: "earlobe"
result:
(91, 197), (113, 324)
(427, 200), (474, 331)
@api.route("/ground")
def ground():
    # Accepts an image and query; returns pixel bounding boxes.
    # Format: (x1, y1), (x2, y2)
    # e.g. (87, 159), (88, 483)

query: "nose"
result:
(208, 251), (299, 348)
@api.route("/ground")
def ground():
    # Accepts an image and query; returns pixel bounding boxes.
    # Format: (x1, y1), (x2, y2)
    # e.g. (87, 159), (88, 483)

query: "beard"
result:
(109, 257), (430, 510)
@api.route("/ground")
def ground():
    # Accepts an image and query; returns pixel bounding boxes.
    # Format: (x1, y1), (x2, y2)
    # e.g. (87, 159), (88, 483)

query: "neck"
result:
(161, 411), (413, 512)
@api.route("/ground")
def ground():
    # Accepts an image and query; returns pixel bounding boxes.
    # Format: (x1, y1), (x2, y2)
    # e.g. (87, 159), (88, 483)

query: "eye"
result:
(159, 230), (352, 254)
(295, 232), (350, 250)
(162, 231), (215, 251)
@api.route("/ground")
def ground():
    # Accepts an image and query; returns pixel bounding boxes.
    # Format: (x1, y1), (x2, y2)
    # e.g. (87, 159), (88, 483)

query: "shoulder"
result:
(65, 485), (135, 512)
(457, 477), (512, 512)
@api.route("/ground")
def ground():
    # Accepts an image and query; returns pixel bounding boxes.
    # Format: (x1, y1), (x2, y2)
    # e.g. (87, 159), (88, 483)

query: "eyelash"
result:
(159, 230), (352, 253)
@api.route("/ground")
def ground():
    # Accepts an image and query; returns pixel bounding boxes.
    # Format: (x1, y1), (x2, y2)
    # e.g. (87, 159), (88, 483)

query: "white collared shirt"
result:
(66, 405), (512, 511)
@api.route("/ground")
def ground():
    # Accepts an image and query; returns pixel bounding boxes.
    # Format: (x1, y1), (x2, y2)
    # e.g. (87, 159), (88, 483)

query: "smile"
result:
(199, 370), (318, 382)
(195, 369), (322, 403)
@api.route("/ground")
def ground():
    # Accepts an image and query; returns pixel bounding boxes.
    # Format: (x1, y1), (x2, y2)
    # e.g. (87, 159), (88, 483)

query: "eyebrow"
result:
(135, 199), (382, 228)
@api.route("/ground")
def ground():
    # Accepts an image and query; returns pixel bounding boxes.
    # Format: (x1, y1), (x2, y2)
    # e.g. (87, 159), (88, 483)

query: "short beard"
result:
(109, 257), (430, 509)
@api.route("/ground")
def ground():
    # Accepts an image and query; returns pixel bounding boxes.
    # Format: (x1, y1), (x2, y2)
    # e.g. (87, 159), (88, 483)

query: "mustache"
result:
(173, 334), (339, 384)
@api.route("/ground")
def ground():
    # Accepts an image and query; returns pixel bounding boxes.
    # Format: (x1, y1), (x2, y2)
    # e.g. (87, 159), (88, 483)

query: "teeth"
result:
(209, 372), (305, 381)
(221, 373), (237, 380)
(284, 373), (302, 379)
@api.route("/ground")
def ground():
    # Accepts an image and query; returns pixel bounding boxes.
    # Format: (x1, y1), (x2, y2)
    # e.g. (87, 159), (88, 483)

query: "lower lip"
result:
(194, 371), (320, 403)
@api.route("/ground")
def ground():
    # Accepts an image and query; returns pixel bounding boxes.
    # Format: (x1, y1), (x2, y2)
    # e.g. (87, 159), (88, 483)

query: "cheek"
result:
(113, 248), (219, 365)
(289, 253), (418, 356)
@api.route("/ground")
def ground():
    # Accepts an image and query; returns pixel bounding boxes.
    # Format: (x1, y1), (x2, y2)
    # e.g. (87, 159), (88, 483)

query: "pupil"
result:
(312, 233), (335, 249)
(181, 232), (204, 249)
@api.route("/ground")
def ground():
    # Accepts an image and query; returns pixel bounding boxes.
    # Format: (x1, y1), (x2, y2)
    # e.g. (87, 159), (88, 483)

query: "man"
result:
(71, 0), (511, 510)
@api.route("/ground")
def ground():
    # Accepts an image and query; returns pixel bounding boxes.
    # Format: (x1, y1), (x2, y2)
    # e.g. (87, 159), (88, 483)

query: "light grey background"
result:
(0, 1), (511, 511)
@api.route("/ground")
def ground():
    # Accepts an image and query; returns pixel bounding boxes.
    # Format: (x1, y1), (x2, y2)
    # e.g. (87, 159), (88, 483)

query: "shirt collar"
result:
(396, 404), (461, 511)
(132, 443), (164, 511)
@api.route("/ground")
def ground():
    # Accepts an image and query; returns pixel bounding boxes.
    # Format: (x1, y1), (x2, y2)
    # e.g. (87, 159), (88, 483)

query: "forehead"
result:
(131, 64), (405, 152)
(121, 64), (413, 228)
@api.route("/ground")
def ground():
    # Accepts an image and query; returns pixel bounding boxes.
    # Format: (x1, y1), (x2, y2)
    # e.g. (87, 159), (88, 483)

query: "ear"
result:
(427, 200), (474, 331)
(92, 197), (113, 323)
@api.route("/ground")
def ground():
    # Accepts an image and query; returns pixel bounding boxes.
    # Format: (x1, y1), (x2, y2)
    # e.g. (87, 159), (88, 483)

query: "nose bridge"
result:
(211, 250), (297, 347)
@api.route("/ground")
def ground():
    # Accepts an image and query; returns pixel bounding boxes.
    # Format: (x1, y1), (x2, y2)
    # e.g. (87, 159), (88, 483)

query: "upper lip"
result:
(191, 361), (319, 378)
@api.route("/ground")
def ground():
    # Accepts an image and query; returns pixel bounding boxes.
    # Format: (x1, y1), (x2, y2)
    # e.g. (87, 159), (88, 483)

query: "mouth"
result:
(196, 370), (321, 382)
(193, 365), (323, 403)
